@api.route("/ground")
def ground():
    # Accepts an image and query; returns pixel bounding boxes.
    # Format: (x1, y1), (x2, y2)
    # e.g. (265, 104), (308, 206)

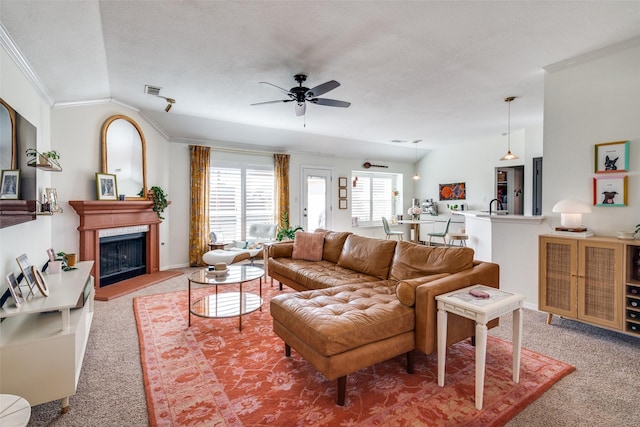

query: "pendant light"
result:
(412, 139), (421, 180)
(500, 96), (519, 161)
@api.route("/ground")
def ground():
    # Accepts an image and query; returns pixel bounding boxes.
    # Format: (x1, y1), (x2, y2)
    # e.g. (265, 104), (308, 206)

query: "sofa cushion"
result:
(395, 273), (450, 306)
(389, 241), (474, 280)
(270, 284), (415, 356)
(321, 231), (352, 263)
(337, 234), (397, 280)
(292, 231), (325, 261)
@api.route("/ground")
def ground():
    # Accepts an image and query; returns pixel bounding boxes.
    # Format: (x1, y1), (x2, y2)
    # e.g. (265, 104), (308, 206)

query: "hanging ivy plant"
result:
(148, 186), (168, 220)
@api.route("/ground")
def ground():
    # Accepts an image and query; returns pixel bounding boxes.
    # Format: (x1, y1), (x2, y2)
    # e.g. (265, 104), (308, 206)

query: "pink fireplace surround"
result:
(69, 200), (161, 289)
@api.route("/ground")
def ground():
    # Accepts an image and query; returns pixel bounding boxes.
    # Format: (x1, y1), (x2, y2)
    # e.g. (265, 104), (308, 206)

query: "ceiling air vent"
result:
(144, 85), (162, 96)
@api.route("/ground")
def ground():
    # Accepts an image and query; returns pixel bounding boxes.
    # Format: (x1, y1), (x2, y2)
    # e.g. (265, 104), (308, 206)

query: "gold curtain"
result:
(189, 145), (210, 266)
(274, 153), (290, 227)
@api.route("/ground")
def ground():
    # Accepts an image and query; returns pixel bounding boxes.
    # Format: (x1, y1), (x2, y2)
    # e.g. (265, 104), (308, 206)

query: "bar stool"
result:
(447, 232), (468, 246)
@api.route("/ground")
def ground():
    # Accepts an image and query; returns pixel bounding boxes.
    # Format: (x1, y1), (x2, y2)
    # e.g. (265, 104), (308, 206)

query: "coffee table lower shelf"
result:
(190, 292), (262, 330)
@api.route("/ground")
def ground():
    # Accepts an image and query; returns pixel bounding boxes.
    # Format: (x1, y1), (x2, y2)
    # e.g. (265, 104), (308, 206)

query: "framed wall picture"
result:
(1, 169), (20, 199)
(339, 188), (347, 198)
(439, 182), (466, 201)
(339, 199), (347, 209)
(595, 140), (629, 173)
(593, 175), (627, 206)
(338, 177), (347, 188)
(96, 172), (118, 200)
(5, 272), (24, 308)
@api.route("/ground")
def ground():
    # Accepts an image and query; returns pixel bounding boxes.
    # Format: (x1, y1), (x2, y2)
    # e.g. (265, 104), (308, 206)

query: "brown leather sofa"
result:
(268, 231), (499, 405)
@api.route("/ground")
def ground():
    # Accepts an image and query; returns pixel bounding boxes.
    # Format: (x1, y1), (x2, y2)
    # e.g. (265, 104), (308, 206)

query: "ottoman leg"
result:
(337, 376), (347, 406)
(285, 343), (291, 357)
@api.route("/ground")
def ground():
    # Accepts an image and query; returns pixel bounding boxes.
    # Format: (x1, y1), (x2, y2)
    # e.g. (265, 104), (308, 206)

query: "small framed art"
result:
(339, 199), (347, 209)
(5, 272), (24, 308)
(595, 141), (629, 173)
(338, 177), (347, 188)
(33, 267), (49, 297)
(96, 173), (118, 200)
(593, 175), (627, 207)
(339, 188), (347, 198)
(16, 253), (36, 287)
(1, 169), (20, 199)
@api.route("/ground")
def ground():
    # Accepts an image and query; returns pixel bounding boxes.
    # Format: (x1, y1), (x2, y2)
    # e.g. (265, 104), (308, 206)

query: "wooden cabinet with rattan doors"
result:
(539, 235), (623, 331)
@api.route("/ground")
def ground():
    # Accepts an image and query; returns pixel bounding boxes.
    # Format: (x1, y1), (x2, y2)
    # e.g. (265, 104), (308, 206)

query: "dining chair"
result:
(427, 217), (452, 246)
(382, 217), (403, 241)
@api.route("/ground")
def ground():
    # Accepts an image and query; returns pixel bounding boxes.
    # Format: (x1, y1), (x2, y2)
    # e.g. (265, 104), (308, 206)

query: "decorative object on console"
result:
(552, 198), (591, 231)
(0, 169), (20, 199)
(593, 175), (627, 207)
(33, 267), (49, 297)
(594, 140), (629, 173)
(96, 172), (118, 200)
(4, 272), (24, 308)
(499, 96), (519, 161)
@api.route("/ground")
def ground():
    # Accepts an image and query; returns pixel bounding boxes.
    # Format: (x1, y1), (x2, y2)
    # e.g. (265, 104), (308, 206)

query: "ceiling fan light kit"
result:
(500, 96), (519, 161)
(251, 74), (351, 117)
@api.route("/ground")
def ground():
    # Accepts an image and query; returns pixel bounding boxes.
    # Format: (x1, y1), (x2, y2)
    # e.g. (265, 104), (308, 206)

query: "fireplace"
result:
(99, 230), (147, 287)
(69, 200), (161, 289)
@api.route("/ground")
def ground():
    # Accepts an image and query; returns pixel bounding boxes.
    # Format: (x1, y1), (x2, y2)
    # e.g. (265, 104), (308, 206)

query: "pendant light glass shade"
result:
(500, 96), (519, 161)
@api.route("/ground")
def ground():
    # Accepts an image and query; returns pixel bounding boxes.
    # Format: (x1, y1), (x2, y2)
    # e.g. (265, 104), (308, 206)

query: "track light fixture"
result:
(500, 96), (519, 161)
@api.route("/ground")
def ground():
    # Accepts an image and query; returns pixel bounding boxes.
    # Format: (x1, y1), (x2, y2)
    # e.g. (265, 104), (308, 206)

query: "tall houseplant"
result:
(276, 212), (303, 241)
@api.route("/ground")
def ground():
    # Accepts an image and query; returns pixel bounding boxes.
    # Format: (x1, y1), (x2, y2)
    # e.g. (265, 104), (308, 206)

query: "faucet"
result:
(489, 198), (503, 215)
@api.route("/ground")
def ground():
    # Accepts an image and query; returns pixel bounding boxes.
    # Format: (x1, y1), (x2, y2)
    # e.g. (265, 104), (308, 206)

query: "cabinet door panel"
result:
(578, 242), (622, 329)
(539, 237), (577, 317)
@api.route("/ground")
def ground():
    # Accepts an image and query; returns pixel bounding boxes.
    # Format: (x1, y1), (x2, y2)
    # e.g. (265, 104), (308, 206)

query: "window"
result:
(351, 172), (402, 225)
(209, 164), (274, 241)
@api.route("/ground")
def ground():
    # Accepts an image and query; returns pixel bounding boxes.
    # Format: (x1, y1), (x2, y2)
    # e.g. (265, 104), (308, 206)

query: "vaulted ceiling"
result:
(1, 1), (639, 161)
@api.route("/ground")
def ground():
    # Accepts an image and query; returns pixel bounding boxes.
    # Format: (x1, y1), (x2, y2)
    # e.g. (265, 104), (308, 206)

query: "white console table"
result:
(0, 261), (94, 413)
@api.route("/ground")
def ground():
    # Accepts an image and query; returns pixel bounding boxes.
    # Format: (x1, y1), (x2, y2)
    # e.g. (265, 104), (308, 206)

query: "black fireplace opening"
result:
(99, 232), (146, 287)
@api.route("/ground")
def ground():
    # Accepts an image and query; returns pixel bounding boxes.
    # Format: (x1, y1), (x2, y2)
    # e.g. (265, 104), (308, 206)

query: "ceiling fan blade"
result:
(295, 102), (306, 116)
(251, 99), (294, 106)
(259, 81), (292, 94)
(309, 98), (351, 108)
(307, 80), (340, 97)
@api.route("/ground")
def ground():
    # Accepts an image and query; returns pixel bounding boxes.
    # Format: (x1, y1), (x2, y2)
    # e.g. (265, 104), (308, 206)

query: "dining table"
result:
(396, 218), (436, 243)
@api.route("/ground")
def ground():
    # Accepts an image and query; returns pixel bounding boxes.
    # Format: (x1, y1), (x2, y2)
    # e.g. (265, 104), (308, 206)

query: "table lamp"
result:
(552, 199), (591, 229)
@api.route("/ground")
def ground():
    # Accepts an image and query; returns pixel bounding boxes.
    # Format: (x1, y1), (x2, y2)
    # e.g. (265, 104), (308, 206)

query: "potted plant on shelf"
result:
(26, 148), (62, 169)
(276, 212), (303, 241)
(144, 186), (168, 220)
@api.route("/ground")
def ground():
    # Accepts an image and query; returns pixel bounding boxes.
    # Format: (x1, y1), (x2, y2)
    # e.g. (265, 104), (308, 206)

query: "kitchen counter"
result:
(454, 211), (545, 224)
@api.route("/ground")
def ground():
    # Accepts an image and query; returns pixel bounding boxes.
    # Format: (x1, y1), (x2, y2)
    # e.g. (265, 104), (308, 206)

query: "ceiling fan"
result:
(251, 74), (351, 116)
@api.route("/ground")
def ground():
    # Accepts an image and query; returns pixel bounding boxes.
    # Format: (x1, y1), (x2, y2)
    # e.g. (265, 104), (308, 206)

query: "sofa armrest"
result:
(414, 261), (500, 355)
(268, 241), (295, 258)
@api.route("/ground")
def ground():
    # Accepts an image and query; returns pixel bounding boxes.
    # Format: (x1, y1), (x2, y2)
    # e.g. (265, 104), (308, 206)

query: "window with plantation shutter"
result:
(351, 172), (402, 226)
(209, 165), (274, 242)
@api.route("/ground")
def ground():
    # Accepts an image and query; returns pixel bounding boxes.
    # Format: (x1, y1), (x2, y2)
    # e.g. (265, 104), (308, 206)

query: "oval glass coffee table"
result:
(188, 265), (264, 331)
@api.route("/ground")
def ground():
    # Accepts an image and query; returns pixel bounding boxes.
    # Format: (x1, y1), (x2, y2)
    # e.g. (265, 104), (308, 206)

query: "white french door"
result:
(301, 167), (332, 232)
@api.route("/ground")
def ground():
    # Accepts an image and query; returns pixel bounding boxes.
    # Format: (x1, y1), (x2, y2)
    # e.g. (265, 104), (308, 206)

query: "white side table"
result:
(436, 285), (525, 410)
(0, 394), (31, 427)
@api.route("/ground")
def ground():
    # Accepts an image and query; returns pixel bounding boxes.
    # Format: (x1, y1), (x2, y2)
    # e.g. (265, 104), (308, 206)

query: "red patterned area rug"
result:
(134, 279), (574, 426)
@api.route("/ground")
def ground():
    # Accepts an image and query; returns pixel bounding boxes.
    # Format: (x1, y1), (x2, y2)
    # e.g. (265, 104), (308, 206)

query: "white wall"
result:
(543, 41), (640, 233)
(0, 44), (53, 287)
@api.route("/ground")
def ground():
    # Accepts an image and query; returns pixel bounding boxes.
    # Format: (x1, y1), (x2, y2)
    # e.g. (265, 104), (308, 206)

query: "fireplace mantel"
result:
(69, 200), (162, 289)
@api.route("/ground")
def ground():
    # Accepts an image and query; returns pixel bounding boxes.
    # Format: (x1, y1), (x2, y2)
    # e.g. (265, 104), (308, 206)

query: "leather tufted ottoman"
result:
(270, 283), (416, 405)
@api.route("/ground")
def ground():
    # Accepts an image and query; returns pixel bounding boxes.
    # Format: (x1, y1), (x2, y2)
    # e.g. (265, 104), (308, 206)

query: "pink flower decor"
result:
(407, 207), (423, 216)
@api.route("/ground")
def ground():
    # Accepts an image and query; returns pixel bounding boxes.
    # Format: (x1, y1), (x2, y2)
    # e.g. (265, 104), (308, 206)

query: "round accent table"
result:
(188, 265), (264, 331)
(0, 394), (31, 427)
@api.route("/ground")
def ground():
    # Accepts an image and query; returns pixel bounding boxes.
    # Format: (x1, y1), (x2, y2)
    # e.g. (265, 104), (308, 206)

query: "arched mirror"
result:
(0, 98), (17, 170)
(101, 115), (147, 200)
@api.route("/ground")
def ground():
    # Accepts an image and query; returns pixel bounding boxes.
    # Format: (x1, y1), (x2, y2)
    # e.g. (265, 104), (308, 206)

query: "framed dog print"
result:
(1, 169), (20, 199)
(593, 175), (627, 207)
(595, 141), (629, 173)
(96, 173), (118, 200)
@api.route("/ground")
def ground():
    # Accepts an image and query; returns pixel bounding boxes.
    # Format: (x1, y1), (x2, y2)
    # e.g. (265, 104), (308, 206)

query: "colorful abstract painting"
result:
(439, 182), (466, 200)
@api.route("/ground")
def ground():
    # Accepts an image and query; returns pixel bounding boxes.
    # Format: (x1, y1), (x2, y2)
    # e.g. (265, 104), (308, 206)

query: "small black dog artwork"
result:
(604, 155), (618, 171)
(602, 191), (618, 204)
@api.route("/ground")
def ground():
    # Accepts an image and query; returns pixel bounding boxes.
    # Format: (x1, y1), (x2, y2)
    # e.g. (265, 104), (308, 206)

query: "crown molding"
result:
(544, 35), (640, 73)
(0, 22), (53, 105)
(53, 98), (139, 112)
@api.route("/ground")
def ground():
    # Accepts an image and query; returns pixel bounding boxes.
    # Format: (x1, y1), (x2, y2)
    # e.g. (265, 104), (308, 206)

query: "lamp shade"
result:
(552, 199), (591, 228)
